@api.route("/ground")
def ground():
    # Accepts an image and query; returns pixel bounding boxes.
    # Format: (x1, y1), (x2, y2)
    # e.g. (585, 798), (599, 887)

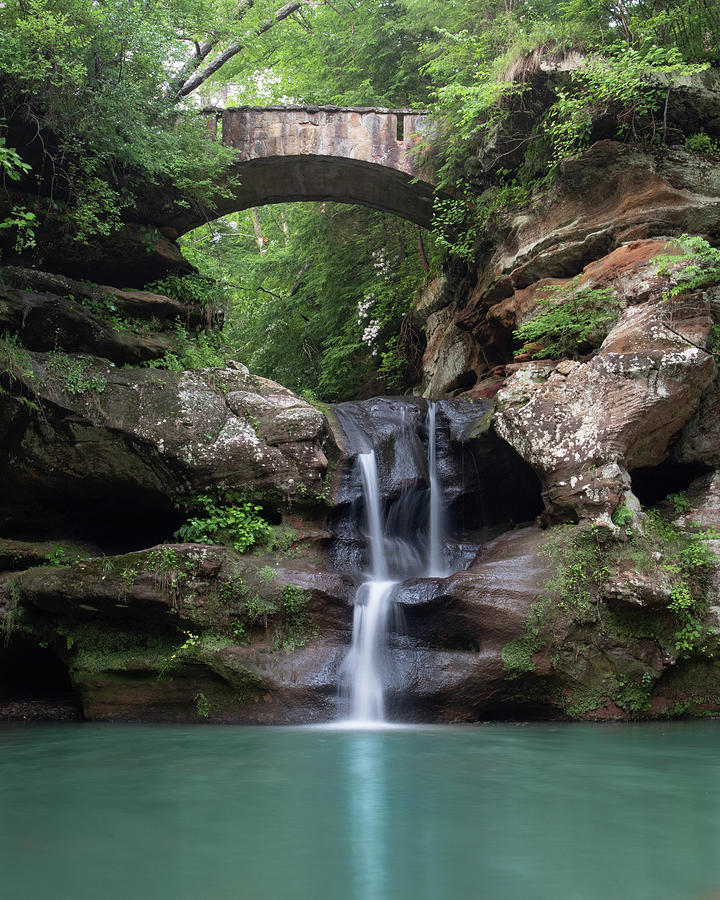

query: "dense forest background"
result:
(1, 0), (719, 400)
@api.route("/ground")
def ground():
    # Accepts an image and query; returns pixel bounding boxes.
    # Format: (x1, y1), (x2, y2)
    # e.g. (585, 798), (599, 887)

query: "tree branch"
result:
(175, 1), (319, 100)
(169, 0), (255, 98)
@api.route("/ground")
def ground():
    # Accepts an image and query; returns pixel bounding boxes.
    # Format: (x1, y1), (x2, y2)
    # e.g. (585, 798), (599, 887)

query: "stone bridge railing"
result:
(211, 105), (432, 175)
(169, 105), (439, 231)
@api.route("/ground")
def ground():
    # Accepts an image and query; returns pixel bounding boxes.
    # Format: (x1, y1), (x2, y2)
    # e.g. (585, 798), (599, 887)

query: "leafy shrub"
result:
(147, 274), (222, 309)
(513, 283), (623, 359)
(174, 494), (271, 552)
(143, 324), (226, 371)
(611, 505), (634, 527)
(655, 234), (720, 300)
(685, 133), (720, 156)
(0, 132), (35, 253)
(44, 545), (87, 566)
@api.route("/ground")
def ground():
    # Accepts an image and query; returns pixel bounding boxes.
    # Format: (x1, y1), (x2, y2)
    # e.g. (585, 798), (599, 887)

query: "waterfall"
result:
(345, 580), (396, 722)
(335, 398), (456, 725)
(340, 450), (396, 724)
(358, 452), (388, 581)
(426, 401), (448, 577)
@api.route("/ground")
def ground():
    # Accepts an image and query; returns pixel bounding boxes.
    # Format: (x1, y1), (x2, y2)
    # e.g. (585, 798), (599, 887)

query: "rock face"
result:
(0, 266), (211, 365)
(419, 138), (720, 397)
(4, 541), (354, 723)
(0, 352), (330, 533)
(494, 297), (715, 523)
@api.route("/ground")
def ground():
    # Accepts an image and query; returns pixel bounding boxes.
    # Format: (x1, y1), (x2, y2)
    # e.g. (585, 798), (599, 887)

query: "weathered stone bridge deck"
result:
(168, 106), (438, 233)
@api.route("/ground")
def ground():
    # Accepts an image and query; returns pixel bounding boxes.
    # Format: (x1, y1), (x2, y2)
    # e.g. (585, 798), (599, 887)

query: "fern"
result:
(514, 283), (623, 359)
(655, 235), (720, 300)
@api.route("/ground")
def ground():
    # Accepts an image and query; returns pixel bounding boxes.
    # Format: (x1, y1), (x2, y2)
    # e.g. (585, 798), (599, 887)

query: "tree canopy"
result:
(2, 0), (718, 399)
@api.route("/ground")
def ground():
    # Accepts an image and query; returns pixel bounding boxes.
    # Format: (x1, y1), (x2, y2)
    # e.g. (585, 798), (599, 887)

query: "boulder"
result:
(1, 267), (206, 325)
(0, 354), (333, 542)
(493, 298), (715, 522)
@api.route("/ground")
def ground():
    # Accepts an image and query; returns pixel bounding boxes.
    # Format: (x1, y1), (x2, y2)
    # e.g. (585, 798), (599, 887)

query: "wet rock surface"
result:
(4, 540), (355, 724)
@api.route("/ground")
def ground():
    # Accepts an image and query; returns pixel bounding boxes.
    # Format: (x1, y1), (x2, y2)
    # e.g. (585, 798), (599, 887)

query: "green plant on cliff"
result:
(0, 131), (35, 253)
(1, 578), (21, 645)
(149, 547), (194, 606)
(513, 282), (623, 359)
(542, 45), (703, 168)
(503, 509), (718, 697)
(644, 510), (717, 654)
(275, 585), (316, 653)
(174, 494), (271, 553)
(45, 351), (107, 395)
(0, 332), (34, 385)
(656, 234), (720, 300)
(194, 692), (211, 718)
(44, 544), (88, 566)
(685, 133), (720, 156)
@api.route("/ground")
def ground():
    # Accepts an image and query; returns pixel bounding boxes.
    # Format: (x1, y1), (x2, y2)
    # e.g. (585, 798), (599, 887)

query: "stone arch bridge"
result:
(164, 106), (437, 235)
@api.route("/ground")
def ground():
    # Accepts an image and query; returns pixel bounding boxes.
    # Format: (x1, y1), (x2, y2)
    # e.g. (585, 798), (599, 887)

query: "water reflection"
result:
(346, 733), (386, 900)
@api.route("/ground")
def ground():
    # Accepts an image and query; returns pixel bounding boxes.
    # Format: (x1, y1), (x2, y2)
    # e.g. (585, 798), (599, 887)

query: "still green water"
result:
(1, 721), (719, 900)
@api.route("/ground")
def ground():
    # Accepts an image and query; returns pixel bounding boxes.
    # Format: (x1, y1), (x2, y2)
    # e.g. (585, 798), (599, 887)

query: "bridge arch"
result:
(163, 106), (439, 234)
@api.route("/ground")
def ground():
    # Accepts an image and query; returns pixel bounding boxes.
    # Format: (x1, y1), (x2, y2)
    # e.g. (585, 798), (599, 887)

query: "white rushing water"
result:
(341, 405), (448, 725)
(426, 401), (448, 577)
(341, 452), (396, 724)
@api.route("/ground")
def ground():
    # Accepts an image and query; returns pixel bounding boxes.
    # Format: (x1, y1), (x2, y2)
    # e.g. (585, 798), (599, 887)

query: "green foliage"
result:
(643, 510), (716, 654)
(76, 294), (146, 336)
(43, 544), (88, 566)
(0, 129), (36, 253)
(611, 505), (634, 527)
(264, 524), (299, 556)
(174, 494), (271, 553)
(513, 282), (623, 359)
(179, 202), (431, 400)
(143, 323), (226, 372)
(0, 0), (237, 243)
(668, 491), (692, 515)
(1, 578), (21, 645)
(431, 195), (478, 262)
(502, 504), (718, 706)
(543, 45), (700, 168)
(147, 274), (222, 310)
(540, 526), (608, 619)
(685, 133), (720, 156)
(149, 546), (194, 605)
(0, 332), (34, 385)
(258, 566), (276, 585)
(194, 691), (211, 718)
(53, 620), (192, 676)
(119, 566), (138, 587)
(276, 585), (316, 653)
(45, 351), (107, 395)
(655, 234), (720, 300)
(501, 635), (539, 678)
